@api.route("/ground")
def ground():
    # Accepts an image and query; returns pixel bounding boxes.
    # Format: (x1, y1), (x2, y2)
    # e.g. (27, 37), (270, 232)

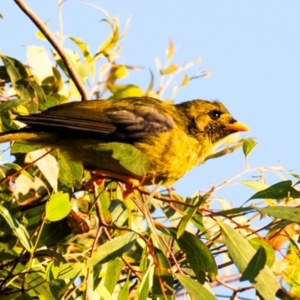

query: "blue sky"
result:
(1, 1), (300, 297)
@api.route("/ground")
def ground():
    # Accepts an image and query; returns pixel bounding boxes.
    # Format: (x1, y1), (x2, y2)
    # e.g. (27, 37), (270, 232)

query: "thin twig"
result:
(14, 0), (89, 101)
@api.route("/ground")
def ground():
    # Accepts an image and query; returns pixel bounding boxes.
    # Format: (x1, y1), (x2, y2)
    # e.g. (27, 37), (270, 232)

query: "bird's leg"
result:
(85, 170), (141, 193)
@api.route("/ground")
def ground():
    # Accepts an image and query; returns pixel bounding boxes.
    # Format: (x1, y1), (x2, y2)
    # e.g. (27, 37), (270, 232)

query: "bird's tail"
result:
(0, 129), (55, 144)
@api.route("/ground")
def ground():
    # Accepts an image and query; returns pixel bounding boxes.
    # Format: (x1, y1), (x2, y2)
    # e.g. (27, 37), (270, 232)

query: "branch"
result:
(14, 0), (89, 101)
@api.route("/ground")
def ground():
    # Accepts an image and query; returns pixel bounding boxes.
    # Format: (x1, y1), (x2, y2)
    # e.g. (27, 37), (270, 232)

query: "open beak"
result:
(225, 121), (249, 132)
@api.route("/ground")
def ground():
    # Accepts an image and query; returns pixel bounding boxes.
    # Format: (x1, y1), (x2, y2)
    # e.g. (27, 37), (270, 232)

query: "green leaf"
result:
(91, 142), (149, 177)
(102, 258), (124, 298)
(249, 238), (275, 268)
(41, 67), (64, 96)
(177, 230), (217, 282)
(213, 207), (255, 217)
(177, 192), (210, 238)
(95, 17), (120, 57)
(243, 137), (257, 157)
(52, 262), (84, 280)
(0, 98), (30, 113)
(87, 232), (137, 267)
(25, 206), (72, 247)
(175, 274), (216, 300)
(70, 36), (93, 63)
(0, 205), (33, 252)
(220, 223), (280, 300)
(258, 206), (300, 222)
(4, 162), (34, 181)
(152, 248), (173, 300)
(110, 84), (144, 99)
(240, 246), (267, 281)
(118, 275), (130, 300)
(23, 269), (56, 300)
(161, 64), (178, 75)
(1, 55), (46, 113)
(162, 228), (217, 282)
(45, 192), (71, 222)
(136, 246), (151, 299)
(249, 180), (300, 200)
(11, 141), (44, 153)
(57, 151), (83, 190)
(241, 180), (269, 192)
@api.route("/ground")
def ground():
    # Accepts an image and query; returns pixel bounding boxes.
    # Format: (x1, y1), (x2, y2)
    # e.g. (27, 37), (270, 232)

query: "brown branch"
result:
(14, 0), (89, 101)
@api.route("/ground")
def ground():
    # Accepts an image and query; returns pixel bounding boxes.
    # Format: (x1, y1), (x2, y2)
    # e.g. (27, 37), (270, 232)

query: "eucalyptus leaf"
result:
(176, 274), (216, 300)
(45, 192), (71, 222)
(258, 206), (300, 222)
(0, 205), (33, 253)
(220, 223), (280, 300)
(249, 180), (300, 200)
(87, 232), (137, 267)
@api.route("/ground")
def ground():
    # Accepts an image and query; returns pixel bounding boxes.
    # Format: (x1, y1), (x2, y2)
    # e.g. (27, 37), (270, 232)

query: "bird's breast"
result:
(134, 128), (212, 185)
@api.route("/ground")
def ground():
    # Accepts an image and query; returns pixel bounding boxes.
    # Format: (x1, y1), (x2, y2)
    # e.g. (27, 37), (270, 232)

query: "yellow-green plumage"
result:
(0, 97), (248, 185)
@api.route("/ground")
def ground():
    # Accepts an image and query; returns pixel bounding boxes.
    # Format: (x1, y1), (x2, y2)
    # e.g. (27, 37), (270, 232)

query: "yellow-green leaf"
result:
(249, 180), (300, 200)
(220, 223), (280, 300)
(45, 192), (71, 222)
(243, 137), (257, 158)
(176, 274), (216, 300)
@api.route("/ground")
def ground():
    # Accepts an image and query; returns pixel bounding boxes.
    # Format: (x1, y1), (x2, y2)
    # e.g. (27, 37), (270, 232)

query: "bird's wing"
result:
(16, 100), (175, 141)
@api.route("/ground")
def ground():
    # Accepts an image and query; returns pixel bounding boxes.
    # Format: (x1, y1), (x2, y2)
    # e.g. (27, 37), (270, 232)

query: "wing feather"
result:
(16, 99), (175, 141)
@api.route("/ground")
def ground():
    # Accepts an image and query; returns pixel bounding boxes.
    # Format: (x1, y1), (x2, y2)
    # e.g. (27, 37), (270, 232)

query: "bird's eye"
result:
(208, 110), (222, 120)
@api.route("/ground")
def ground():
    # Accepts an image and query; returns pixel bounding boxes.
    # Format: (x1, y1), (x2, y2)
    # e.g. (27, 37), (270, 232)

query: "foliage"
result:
(0, 3), (299, 300)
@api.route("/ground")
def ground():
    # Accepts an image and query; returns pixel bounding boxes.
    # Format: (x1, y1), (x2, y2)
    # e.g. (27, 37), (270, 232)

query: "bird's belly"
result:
(135, 131), (211, 185)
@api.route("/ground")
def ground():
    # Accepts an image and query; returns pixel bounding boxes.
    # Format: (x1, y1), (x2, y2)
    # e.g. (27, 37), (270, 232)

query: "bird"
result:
(0, 97), (249, 185)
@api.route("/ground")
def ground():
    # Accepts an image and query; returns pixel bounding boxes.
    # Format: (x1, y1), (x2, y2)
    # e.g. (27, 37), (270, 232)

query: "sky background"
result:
(1, 1), (300, 298)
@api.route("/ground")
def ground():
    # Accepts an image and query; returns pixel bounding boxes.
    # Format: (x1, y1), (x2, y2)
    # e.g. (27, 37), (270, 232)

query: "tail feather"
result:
(0, 130), (53, 144)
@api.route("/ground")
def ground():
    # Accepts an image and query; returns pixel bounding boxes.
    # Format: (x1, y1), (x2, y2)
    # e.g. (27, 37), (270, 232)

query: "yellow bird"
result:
(0, 97), (248, 185)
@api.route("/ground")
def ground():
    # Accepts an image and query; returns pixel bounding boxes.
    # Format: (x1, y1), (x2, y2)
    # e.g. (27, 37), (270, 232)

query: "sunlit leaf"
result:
(91, 142), (149, 177)
(241, 180), (269, 192)
(177, 192), (210, 238)
(161, 228), (217, 282)
(258, 206), (300, 222)
(118, 275), (130, 300)
(0, 55), (45, 113)
(152, 248), (173, 300)
(176, 274), (216, 300)
(87, 232), (137, 267)
(103, 258), (124, 295)
(0, 205), (33, 253)
(27, 46), (53, 80)
(181, 74), (189, 86)
(0, 99), (30, 114)
(4, 162), (34, 181)
(249, 180), (300, 200)
(95, 16), (120, 57)
(166, 39), (175, 60)
(220, 223), (280, 300)
(249, 237), (275, 267)
(240, 246), (267, 281)
(243, 137), (257, 158)
(56, 151), (83, 190)
(110, 84), (143, 98)
(70, 36), (93, 62)
(45, 192), (71, 222)
(161, 64), (177, 75)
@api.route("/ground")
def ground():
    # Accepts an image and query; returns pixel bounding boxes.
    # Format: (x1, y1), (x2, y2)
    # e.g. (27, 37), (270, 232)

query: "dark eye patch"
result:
(208, 110), (222, 120)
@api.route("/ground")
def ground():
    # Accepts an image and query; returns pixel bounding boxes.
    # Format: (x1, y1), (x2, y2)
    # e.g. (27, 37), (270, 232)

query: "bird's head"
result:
(177, 100), (249, 144)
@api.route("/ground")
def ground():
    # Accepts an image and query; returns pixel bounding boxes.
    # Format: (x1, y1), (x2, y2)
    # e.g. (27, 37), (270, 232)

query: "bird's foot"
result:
(85, 170), (141, 200)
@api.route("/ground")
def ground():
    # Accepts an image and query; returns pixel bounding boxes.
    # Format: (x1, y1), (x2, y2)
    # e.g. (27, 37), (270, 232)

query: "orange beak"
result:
(225, 121), (249, 132)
